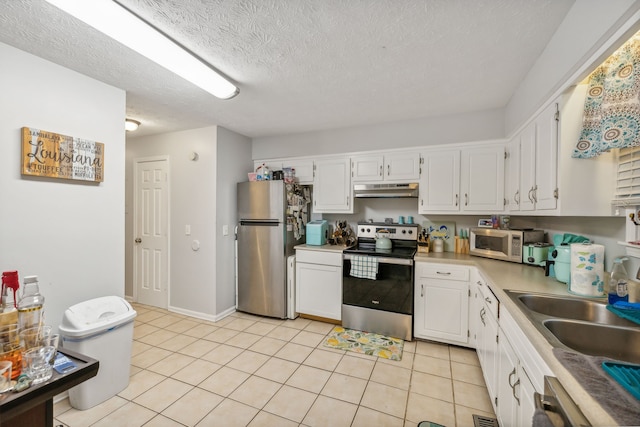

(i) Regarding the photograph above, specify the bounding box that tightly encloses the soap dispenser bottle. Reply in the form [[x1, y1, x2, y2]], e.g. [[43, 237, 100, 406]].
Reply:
[[609, 257, 630, 305]]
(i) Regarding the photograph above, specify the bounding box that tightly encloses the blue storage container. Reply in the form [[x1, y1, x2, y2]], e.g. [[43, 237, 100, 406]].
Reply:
[[306, 220, 328, 245]]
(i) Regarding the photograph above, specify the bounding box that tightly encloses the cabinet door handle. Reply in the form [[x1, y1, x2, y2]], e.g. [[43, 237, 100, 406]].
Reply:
[[436, 271, 451, 276], [387, 164, 390, 176], [465, 193, 468, 206], [455, 194, 459, 206], [532, 185, 538, 203], [514, 190, 520, 205], [421, 284, 424, 297], [512, 378, 521, 405], [379, 165, 383, 176], [508, 367, 517, 387], [479, 307, 486, 325], [372, 300, 380, 305], [485, 297, 492, 304], [528, 187, 534, 203]]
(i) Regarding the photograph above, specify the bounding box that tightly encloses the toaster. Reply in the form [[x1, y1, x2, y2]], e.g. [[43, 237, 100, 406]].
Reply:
[[523, 242, 553, 267]]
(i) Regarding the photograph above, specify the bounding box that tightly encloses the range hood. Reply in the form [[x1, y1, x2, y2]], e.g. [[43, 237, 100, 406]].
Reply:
[[353, 183, 419, 198]]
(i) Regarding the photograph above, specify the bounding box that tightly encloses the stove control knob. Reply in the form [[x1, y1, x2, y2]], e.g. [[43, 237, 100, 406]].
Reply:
[[402, 230, 407, 234], [360, 228, 365, 233], [408, 230, 413, 234], [366, 228, 371, 233]]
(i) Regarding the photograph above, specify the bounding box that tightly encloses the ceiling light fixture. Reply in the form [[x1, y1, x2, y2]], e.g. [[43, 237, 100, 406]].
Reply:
[[125, 119, 141, 131], [45, 0, 239, 100]]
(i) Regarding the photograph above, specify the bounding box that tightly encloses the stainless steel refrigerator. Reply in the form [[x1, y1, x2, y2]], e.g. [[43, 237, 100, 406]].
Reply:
[[236, 180, 307, 318]]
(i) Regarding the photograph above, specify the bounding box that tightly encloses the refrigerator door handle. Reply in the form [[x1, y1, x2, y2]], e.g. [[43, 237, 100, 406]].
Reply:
[[240, 220, 280, 226]]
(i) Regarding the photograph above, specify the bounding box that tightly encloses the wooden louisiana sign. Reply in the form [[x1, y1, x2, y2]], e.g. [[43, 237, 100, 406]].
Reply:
[[21, 127, 104, 182]]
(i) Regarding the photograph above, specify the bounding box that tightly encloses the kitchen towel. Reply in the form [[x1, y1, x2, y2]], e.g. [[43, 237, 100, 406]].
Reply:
[[569, 243, 605, 297], [350, 255, 378, 280]]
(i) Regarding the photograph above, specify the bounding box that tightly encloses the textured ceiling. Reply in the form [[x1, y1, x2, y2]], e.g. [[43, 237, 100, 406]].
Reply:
[[0, 0, 575, 139]]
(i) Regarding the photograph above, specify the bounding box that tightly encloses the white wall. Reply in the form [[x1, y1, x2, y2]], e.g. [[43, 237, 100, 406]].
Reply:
[[125, 126, 252, 319], [0, 42, 126, 331], [215, 128, 253, 314], [252, 108, 504, 159]]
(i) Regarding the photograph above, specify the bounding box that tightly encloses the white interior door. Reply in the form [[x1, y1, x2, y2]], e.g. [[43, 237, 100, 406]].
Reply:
[[134, 158, 169, 309]]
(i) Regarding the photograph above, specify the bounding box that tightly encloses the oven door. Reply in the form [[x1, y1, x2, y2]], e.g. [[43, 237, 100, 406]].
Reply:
[[342, 254, 413, 315]]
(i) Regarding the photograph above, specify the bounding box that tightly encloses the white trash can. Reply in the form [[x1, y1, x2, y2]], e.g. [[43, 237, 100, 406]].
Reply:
[[59, 296, 137, 410]]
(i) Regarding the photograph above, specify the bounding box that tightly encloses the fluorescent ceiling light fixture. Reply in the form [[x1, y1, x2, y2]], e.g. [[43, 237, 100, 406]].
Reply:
[[125, 119, 140, 131], [45, 0, 238, 100]]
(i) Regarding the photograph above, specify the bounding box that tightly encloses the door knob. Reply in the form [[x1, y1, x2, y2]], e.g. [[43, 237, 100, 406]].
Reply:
[[135, 238, 142, 243]]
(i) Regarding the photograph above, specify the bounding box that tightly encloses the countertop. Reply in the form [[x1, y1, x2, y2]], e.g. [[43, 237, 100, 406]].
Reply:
[[294, 243, 349, 253], [414, 252, 618, 426]]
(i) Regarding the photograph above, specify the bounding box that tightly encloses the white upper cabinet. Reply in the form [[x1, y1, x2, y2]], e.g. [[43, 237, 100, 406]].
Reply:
[[313, 157, 353, 213], [507, 101, 559, 213], [461, 145, 506, 212], [283, 159, 314, 184], [352, 152, 420, 182], [351, 155, 383, 181], [421, 144, 505, 214], [506, 136, 521, 211], [534, 102, 560, 210], [419, 149, 460, 213], [385, 152, 421, 181]]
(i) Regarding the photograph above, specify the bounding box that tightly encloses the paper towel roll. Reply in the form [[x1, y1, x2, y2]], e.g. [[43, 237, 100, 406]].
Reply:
[[569, 243, 605, 297]]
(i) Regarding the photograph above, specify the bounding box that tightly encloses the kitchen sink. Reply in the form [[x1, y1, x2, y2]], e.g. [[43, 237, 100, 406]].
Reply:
[[516, 292, 634, 327], [505, 290, 640, 364], [544, 319, 640, 363]]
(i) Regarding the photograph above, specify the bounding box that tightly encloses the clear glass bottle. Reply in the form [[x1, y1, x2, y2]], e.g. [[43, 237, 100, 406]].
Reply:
[[609, 257, 630, 305], [18, 275, 45, 330]]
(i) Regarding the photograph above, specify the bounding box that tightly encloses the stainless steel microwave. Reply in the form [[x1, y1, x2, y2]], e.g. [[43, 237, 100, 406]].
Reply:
[[470, 228, 544, 263]]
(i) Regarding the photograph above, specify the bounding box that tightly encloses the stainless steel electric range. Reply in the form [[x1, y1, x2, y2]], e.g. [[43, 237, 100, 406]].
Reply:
[[342, 222, 418, 341]]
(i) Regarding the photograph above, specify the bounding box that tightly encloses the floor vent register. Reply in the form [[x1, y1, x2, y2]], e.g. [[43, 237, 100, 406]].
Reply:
[[472, 414, 499, 427]]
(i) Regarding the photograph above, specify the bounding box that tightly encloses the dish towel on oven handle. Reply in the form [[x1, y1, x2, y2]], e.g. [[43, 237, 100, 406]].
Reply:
[[350, 255, 378, 280]]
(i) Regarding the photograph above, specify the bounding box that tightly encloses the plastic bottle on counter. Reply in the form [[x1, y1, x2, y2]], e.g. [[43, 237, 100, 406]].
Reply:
[[609, 257, 630, 305], [18, 275, 45, 330]]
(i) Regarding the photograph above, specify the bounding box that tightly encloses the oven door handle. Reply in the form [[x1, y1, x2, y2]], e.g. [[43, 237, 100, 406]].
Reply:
[[343, 254, 413, 266]]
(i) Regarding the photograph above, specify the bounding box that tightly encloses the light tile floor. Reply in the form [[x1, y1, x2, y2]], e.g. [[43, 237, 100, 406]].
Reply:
[[54, 303, 496, 427]]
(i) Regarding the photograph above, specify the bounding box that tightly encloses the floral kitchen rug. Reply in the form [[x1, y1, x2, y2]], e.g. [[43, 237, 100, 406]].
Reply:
[[323, 326, 404, 361]]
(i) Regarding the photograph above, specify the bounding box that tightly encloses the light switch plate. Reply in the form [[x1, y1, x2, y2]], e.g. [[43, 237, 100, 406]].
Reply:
[[185, 225, 191, 235], [222, 225, 229, 236]]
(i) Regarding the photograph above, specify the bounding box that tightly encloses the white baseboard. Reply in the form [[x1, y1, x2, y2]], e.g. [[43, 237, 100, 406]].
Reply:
[[167, 305, 236, 323]]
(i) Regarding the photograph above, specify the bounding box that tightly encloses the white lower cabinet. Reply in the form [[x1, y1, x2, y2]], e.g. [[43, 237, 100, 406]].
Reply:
[[497, 307, 552, 426], [474, 274, 499, 407], [496, 330, 520, 426], [414, 262, 470, 346], [295, 249, 342, 321]]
